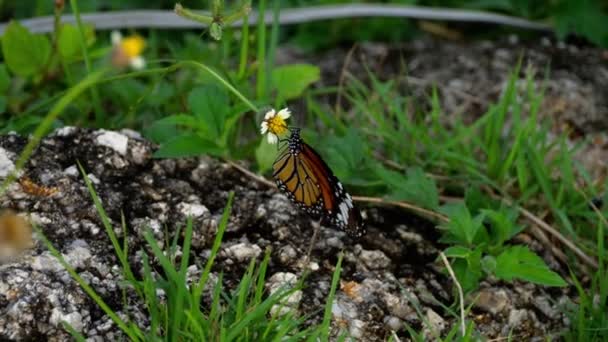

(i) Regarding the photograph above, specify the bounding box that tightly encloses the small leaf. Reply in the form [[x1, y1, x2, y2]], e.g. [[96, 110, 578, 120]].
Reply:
[[443, 246, 471, 259], [321, 128, 365, 180], [0, 96, 6, 114], [271, 64, 320, 101], [58, 24, 80, 58], [255, 139, 277, 174], [210, 22, 222, 41], [439, 202, 485, 246], [153, 134, 223, 158], [58, 23, 95, 58], [495, 246, 567, 287], [2, 21, 51, 77], [481, 208, 523, 247], [188, 84, 229, 140], [152, 114, 200, 128], [397, 167, 439, 210], [451, 254, 482, 292], [0, 64, 10, 94], [481, 255, 497, 274]]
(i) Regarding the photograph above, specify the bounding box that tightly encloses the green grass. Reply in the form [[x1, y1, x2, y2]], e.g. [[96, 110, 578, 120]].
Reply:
[[2, 0, 607, 340], [34, 164, 348, 341]]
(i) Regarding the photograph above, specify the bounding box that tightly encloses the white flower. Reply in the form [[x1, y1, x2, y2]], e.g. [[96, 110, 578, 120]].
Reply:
[[111, 30, 146, 70], [260, 108, 291, 144]]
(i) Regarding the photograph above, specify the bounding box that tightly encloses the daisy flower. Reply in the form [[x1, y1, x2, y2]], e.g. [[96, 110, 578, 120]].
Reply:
[[111, 30, 146, 70], [260, 108, 291, 144]]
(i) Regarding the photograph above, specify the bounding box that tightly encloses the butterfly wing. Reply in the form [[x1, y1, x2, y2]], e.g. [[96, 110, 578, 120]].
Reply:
[[299, 142, 365, 238], [272, 130, 365, 238]]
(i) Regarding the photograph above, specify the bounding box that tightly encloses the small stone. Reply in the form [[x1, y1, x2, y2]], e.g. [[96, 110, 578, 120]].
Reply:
[[87, 174, 100, 185], [533, 295, 557, 319], [0, 147, 15, 178], [508, 309, 528, 328], [31, 252, 64, 272], [63, 240, 92, 269], [277, 245, 297, 265], [95, 130, 129, 155], [424, 308, 446, 336], [308, 261, 319, 271], [349, 319, 365, 339], [176, 202, 209, 218], [119, 128, 142, 139], [359, 249, 391, 269], [474, 288, 510, 315], [267, 272, 302, 316], [384, 316, 402, 331], [383, 292, 412, 319], [223, 242, 262, 262], [54, 126, 77, 136], [63, 165, 79, 177], [332, 295, 359, 320], [50, 309, 84, 332]]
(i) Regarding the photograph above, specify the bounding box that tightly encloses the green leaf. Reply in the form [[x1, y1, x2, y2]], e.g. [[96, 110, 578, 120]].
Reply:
[[58, 23, 95, 58], [375, 166, 439, 210], [481, 255, 496, 274], [152, 114, 200, 128], [153, 134, 223, 158], [480, 208, 522, 247], [397, 167, 439, 210], [255, 138, 277, 174], [439, 202, 486, 245], [271, 64, 320, 101], [0, 96, 6, 114], [443, 246, 471, 259], [495, 246, 567, 287], [464, 186, 500, 215], [2, 21, 51, 77], [143, 119, 180, 144], [321, 128, 365, 181], [58, 24, 80, 58], [188, 84, 229, 141], [0, 64, 10, 94], [450, 248, 483, 293]]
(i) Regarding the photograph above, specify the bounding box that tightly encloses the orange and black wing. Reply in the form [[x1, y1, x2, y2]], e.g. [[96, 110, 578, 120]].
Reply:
[[272, 129, 365, 238]]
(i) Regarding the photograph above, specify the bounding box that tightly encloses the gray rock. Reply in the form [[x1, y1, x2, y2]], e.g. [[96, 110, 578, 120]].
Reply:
[[474, 288, 510, 315], [359, 249, 391, 270], [95, 130, 129, 155], [423, 308, 446, 338], [222, 242, 262, 262], [266, 272, 301, 316], [0, 147, 15, 178]]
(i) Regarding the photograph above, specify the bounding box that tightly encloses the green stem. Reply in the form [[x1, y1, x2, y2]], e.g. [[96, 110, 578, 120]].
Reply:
[[69, 0, 105, 126], [174, 3, 213, 24], [237, 14, 249, 80], [255, 0, 267, 100], [268, 0, 280, 107]]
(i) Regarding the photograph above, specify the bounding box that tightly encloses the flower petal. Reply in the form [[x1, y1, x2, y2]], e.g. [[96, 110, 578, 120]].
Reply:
[[277, 108, 291, 120], [111, 31, 122, 46], [267, 133, 278, 144], [130, 56, 146, 70], [260, 121, 268, 134], [264, 109, 276, 120]]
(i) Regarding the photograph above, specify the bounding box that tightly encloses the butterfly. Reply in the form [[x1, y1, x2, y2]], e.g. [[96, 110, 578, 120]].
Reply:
[[272, 128, 365, 238]]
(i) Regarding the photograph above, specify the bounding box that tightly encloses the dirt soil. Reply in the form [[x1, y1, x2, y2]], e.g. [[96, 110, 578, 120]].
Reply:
[[0, 36, 607, 341]]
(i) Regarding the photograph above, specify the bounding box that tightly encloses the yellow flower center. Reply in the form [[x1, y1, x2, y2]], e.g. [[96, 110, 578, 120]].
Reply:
[[267, 115, 289, 136], [120, 35, 145, 59]]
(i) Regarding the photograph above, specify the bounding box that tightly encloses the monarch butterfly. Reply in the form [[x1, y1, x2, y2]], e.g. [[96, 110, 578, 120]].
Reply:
[[272, 128, 365, 238]]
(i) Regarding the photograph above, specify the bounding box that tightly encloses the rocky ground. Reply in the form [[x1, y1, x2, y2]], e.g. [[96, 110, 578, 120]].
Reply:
[[0, 36, 606, 341], [0, 127, 574, 341]]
